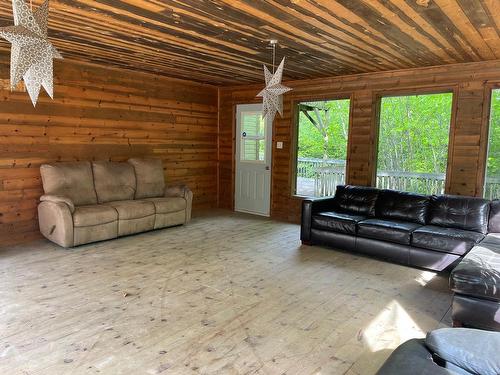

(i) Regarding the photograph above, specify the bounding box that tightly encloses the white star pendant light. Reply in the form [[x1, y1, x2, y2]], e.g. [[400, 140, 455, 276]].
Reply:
[[256, 41, 292, 123], [257, 57, 292, 123], [0, 0, 62, 106]]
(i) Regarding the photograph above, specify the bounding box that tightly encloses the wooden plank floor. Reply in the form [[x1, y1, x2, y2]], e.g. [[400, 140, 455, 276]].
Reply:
[[0, 211, 452, 375]]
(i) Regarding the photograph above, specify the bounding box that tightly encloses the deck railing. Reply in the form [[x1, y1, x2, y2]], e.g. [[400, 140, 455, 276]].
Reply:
[[296, 158, 500, 199]]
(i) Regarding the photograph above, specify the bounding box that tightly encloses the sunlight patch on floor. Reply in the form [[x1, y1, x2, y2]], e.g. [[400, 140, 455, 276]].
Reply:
[[415, 270, 437, 286], [361, 300, 425, 352]]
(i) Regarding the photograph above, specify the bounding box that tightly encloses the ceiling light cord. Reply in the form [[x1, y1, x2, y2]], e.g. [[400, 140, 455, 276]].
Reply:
[[269, 39, 278, 74], [272, 43, 276, 74]]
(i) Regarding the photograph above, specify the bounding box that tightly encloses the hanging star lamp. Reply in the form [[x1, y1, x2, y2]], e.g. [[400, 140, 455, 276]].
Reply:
[[0, 0, 62, 106], [257, 40, 292, 123]]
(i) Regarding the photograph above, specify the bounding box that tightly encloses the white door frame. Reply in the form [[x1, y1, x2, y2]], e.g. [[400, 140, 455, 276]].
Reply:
[[234, 103, 272, 216]]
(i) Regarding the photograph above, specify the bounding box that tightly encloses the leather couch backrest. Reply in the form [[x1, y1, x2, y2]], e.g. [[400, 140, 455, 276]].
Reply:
[[40, 161, 98, 206], [376, 190, 429, 224], [429, 195, 490, 234], [128, 158, 165, 199], [335, 185, 379, 216], [92, 161, 136, 203], [488, 200, 500, 233]]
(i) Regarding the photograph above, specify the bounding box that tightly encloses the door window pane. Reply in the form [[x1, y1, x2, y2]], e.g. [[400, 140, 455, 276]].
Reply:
[[485, 89, 500, 199], [240, 112, 265, 162], [295, 99, 350, 197], [376, 93, 453, 195]]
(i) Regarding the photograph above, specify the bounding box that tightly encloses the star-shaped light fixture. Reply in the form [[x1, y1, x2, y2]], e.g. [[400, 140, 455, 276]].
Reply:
[[257, 40, 292, 123], [0, 0, 62, 106]]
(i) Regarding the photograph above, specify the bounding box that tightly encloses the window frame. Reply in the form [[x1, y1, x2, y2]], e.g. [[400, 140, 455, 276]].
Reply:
[[372, 86, 458, 195], [239, 109, 267, 164], [291, 94, 354, 198], [479, 82, 500, 198]]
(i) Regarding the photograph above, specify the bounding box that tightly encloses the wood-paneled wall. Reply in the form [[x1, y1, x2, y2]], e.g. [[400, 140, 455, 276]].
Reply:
[[0, 58, 218, 246], [219, 60, 500, 223], [3, 57, 500, 246]]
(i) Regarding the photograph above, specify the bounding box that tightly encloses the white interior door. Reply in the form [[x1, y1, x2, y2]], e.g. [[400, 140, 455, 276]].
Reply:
[[235, 104, 272, 216]]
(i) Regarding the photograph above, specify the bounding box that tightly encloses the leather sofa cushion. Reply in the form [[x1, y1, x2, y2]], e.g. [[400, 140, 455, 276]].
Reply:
[[450, 240, 500, 301], [128, 158, 165, 199], [105, 200, 155, 220], [489, 200, 500, 233], [144, 197, 186, 214], [92, 161, 136, 203], [357, 218, 422, 245], [73, 205, 118, 227], [426, 328, 500, 375], [482, 233, 500, 246], [375, 190, 429, 224], [334, 185, 379, 216], [311, 210, 366, 235], [412, 225, 484, 255], [40, 161, 97, 206], [428, 195, 490, 234]]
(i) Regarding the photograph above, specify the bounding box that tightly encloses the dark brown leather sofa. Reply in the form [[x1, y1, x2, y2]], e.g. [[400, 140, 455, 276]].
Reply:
[[449, 200, 500, 331], [301, 185, 500, 331]]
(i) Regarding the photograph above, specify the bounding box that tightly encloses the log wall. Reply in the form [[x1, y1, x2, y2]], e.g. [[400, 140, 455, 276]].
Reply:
[[3, 57, 500, 246], [0, 58, 218, 246], [219, 60, 500, 223]]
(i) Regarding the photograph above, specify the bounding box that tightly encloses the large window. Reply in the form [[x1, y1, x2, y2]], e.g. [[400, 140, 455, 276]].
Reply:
[[295, 99, 350, 197], [376, 92, 453, 195], [485, 89, 500, 199]]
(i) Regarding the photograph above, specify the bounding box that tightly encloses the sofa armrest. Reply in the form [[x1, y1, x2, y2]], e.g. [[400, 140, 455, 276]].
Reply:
[[376, 339, 454, 375], [40, 194, 75, 213], [426, 328, 500, 375], [165, 185, 193, 223], [38, 201, 74, 248], [301, 197, 337, 242], [165, 184, 188, 198]]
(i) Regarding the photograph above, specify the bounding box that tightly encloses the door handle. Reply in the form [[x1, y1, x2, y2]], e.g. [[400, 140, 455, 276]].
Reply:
[[265, 166, 270, 171]]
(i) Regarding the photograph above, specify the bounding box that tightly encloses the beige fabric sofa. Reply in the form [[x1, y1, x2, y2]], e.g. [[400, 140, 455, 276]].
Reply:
[[38, 158, 193, 247]]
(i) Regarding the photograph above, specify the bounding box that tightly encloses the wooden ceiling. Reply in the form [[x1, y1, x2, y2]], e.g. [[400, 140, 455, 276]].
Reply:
[[0, 0, 499, 85]]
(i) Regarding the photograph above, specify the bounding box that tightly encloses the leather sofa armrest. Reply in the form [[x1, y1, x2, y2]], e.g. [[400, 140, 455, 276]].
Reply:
[[376, 339, 454, 375], [165, 185, 193, 223], [40, 194, 75, 213], [426, 328, 500, 375], [301, 197, 338, 242]]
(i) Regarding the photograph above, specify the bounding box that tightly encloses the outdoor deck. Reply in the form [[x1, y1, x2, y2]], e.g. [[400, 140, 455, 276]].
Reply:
[[296, 158, 500, 199]]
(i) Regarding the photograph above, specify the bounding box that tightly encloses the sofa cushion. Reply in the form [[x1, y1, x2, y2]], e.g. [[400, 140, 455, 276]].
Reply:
[[357, 218, 422, 245], [73, 205, 118, 227], [311, 211, 366, 235], [334, 185, 379, 216], [118, 215, 155, 236], [428, 195, 490, 234], [450, 240, 500, 301], [40, 161, 97, 206], [412, 225, 484, 255], [74, 222, 118, 246], [482, 233, 500, 246], [128, 158, 165, 199], [105, 200, 155, 220], [489, 200, 500, 233], [92, 161, 136, 203], [144, 197, 186, 214], [426, 328, 500, 375], [375, 190, 429, 224]]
